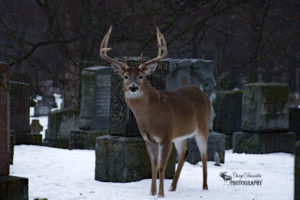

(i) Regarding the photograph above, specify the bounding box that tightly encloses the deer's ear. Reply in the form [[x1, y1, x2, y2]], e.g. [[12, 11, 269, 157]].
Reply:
[[144, 63, 158, 76], [111, 63, 124, 75]]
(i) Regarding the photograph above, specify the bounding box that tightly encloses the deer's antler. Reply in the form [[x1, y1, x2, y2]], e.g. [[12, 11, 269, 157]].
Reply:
[[99, 26, 128, 70], [139, 27, 167, 71]]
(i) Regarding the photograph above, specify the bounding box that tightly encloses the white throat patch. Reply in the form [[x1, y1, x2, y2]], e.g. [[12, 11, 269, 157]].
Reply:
[[125, 90, 143, 99]]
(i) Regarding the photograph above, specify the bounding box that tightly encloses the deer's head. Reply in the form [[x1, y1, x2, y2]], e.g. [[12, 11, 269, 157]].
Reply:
[[99, 26, 167, 98]]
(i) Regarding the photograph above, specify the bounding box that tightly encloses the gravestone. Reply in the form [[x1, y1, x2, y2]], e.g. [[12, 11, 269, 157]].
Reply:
[[46, 109, 79, 149], [213, 90, 243, 149], [30, 120, 43, 134], [34, 104, 52, 117], [42, 95, 57, 108], [242, 82, 289, 132], [0, 62, 28, 200], [10, 81, 30, 133], [186, 132, 225, 164], [165, 58, 215, 96], [95, 135, 176, 182], [233, 82, 296, 154], [290, 108, 300, 140], [296, 141, 300, 200], [70, 66, 112, 149]]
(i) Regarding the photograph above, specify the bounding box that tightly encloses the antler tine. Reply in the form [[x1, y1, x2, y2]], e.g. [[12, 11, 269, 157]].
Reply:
[[139, 27, 167, 71], [99, 26, 128, 70]]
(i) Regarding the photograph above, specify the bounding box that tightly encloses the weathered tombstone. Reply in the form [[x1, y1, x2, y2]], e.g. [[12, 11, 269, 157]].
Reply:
[[34, 104, 52, 117], [233, 82, 296, 154], [213, 90, 243, 149], [70, 66, 112, 149], [42, 95, 57, 108], [30, 120, 43, 134], [242, 82, 289, 132], [46, 109, 79, 148], [186, 132, 225, 164], [10, 81, 30, 133], [95, 135, 175, 182], [290, 108, 300, 140], [0, 62, 28, 200], [295, 141, 300, 200], [10, 80, 42, 145]]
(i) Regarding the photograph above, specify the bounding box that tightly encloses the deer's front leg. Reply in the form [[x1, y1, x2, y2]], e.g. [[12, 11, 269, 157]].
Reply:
[[158, 141, 173, 198], [145, 141, 159, 195]]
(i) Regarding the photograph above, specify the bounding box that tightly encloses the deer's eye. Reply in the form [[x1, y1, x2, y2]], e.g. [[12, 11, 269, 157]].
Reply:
[[124, 75, 128, 79], [138, 76, 143, 79]]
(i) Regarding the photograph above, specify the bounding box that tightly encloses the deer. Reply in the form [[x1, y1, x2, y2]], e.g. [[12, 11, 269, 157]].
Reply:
[[99, 26, 211, 197]]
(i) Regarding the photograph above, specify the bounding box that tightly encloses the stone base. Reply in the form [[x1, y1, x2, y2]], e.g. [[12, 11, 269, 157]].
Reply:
[[296, 141, 300, 200], [0, 176, 28, 200], [43, 139, 70, 149], [95, 135, 176, 182], [15, 133, 42, 145], [233, 132, 296, 154], [186, 132, 225, 165], [69, 129, 109, 149]]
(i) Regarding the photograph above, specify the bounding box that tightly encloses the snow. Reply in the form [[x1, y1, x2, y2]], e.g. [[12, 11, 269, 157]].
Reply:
[[10, 146, 294, 200], [15, 94, 293, 200]]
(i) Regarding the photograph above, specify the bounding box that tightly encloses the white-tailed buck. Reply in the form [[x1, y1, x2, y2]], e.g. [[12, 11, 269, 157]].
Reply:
[[99, 26, 211, 197]]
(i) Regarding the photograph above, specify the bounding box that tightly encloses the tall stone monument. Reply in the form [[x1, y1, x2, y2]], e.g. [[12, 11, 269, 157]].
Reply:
[[0, 62, 28, 200], [296, 141, 300, 200], [10, 81, 42, 145], [213, 90, 243, 149], [233, 82, 296, 153]]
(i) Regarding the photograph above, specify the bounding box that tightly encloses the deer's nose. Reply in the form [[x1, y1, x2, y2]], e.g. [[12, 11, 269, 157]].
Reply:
[[129, 86, 138, 92]]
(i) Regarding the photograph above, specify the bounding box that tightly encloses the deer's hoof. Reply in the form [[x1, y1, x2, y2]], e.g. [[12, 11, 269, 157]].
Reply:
[[168, 186, 176, 192], [203, 184, 208, 190]]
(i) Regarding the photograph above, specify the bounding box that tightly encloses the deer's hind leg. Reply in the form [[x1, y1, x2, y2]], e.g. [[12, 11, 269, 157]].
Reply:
[[169, 139, 188, 192], [195, 131, 208, 190]]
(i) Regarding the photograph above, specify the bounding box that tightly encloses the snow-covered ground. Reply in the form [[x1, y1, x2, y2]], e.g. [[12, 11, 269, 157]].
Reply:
[[12, 94, 293, 200], [10, 146, 294, 200]]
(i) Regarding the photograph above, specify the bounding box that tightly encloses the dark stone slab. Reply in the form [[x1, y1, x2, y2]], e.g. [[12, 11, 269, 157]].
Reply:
[[95, 135, 175, 182], [0, 62, 10, 176], [10, 81, 30, 132], [242, 82, 289, 132], [186, 132, 225, 164], [34, 105, 52, 117], [42, 95, 57, 108], [213, 90, 242, 134], [290, 108, 300, 140], [69, 129, 108, 149], [15, 134, 42, 146], [46, 109, 79, 149], [295, 141, 300, 200], [233, 131, 296, 154], [0, 176, 28, 200], [79, 66, 112, 131]]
